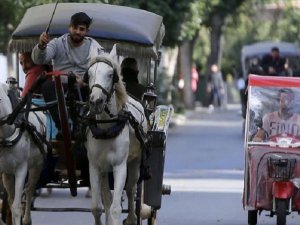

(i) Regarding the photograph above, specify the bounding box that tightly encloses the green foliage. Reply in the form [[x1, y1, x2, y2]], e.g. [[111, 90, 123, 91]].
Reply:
[[0, 0, 196, 53], [0, 0, 24, 53], [221, 0, 300, 77], [179, 1, 202, 41], [119, 0, 196, 47]]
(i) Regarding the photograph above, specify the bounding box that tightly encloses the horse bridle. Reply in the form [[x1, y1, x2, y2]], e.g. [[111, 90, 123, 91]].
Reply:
[[88, 57, 119, 114]]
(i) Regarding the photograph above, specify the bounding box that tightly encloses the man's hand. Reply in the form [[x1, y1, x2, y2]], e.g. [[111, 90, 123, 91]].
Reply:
[[76, 75, 86, 87], [268, 66, 276, 74], [252, 129, 266, 142], [38, 32, 49, 49]]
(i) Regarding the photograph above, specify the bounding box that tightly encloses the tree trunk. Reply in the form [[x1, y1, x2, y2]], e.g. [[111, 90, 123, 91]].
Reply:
[[203, 13, 225, 106], [206, 13, 225, 71], [161, 47, 179, 104], [179, 40, 194, 109]]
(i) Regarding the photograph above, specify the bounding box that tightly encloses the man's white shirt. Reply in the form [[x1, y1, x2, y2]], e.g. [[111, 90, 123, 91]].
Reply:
[[262, 111, 300, 137]]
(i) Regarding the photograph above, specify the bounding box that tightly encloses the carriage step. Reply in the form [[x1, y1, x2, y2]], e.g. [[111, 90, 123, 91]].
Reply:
[[31, 207, 129, 213], [58, 169, 81, 177]]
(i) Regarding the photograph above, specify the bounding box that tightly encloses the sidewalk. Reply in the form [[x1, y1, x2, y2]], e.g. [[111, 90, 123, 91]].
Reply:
[[170, 103, 242, 127]]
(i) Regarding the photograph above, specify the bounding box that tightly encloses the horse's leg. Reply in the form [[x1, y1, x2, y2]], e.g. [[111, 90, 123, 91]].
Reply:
[[11, 163, 27, 225], [0, 176, 6, 225], [124, 160, 140, 225], [22, 165, 42, 225], [2, 173, 15, 225], [109, 162, 127, 225], [89, 165, 103, 225], [100, 173, 112, 225]]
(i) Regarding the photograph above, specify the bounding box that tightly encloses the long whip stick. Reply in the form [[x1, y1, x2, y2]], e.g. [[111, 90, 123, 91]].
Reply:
[[45, 0, 59, 34]]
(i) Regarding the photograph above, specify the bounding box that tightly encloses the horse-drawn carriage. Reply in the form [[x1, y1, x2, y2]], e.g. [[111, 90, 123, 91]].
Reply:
[[2, 2, 173, 225]]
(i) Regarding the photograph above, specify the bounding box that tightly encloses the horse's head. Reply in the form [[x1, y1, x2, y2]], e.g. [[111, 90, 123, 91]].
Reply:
[[88, 45, 127, 114]]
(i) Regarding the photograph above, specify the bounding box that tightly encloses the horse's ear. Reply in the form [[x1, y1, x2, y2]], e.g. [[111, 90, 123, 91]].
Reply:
[[110, 44, 120, 83], [109, 44, 118, 62]]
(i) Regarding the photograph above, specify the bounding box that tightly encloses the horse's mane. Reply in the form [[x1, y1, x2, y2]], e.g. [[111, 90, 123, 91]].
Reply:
[[89, 55, 127, 110]]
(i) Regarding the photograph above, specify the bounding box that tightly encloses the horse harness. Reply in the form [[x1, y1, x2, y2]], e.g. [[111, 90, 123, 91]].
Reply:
[[88, 56, 119, 110], [77, 104, 151, 161], [85, 56, 152, 151], [0, 89, 49, 158]]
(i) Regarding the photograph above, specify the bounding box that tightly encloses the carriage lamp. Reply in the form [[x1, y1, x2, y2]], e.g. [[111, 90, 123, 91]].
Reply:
[[142, 86, 157, 113]]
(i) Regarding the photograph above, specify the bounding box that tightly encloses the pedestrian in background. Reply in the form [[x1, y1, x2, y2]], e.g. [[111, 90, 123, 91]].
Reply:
[[208, 64, 225, 108]]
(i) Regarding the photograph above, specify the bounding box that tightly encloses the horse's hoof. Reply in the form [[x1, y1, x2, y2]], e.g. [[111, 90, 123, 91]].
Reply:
[[22, 218, 32, 225], [123, 218, 137, 225], [85, 189, 91, 198]]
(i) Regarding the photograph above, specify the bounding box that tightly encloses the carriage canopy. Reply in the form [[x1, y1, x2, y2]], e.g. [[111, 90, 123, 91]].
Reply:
[[9, 3, 165, 60]]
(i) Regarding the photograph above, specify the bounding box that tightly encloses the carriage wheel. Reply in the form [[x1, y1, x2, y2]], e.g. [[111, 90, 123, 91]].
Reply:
[[136, 181, 143, 225], [276, 199, 287, 225], [54, 76, 77, 197], [248, 210, 257, 225], [147, 209, 157, 225], [136, 181, 157, 225]]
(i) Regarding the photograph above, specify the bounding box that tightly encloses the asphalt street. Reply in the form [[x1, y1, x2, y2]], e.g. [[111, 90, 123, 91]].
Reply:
[[28, 104, 300, 224], [157, 104, 300, 225]]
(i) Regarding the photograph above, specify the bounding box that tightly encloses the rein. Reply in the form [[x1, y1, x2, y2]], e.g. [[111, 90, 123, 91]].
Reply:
[[88, 112, 128, 139], [0, 76, 50, 154], [0, 127, 24, 147], [0, 120, 48, 159]]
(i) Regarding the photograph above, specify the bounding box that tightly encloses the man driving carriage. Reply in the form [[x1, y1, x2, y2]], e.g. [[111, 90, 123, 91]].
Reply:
[[31, 11, 105, 187], [253, 88, 300, 141], [32, 11, 105, 138]]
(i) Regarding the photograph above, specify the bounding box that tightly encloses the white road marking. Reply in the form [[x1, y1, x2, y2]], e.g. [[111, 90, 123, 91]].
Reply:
[[163, 178, 244, 193]]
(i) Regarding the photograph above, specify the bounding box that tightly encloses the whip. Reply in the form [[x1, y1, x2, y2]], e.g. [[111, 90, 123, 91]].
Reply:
[[45, 0, 59, 34]]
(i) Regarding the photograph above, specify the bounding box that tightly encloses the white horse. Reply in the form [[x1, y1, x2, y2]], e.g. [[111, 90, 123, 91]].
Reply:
[[0, 83, 46, 225], [85, 46, 147, 225]]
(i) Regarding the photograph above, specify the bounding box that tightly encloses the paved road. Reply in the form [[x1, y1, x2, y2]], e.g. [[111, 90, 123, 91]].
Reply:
[[156, 104, 300, 225], [28, 104, 300, 224]]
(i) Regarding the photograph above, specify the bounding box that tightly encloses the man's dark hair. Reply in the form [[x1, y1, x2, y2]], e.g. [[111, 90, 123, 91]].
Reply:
[[271, 46, 280, 53], [278, 88, 294, 101], [121, 58, 138, 71], [121, 58, 139, 83], [70, 12, 92, 28]]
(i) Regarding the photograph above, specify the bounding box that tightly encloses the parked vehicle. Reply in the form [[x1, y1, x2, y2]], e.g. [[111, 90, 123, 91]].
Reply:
[[243, 75, 300, 225]]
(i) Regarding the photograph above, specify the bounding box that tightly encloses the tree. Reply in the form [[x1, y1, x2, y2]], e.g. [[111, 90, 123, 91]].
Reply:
[[201, 0, 247, 72], [175, 0, 247, 108], [0, 0, 26, 53], [221, 0, 300, 78]]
